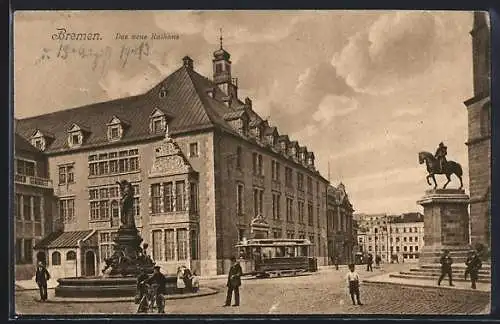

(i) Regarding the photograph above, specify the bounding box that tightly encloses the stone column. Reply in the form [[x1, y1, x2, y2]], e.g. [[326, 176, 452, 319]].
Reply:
[[417, 189, 471, 264]]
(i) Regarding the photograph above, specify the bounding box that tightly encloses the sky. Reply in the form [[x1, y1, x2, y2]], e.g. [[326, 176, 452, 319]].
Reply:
[[13, 10, 475, 214]]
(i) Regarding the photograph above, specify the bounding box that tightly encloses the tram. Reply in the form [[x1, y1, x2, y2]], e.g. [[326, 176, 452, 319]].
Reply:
[[235, 238, 318, 278]]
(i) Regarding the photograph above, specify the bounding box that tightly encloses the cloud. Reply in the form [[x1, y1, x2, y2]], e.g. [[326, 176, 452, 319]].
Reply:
[[328, 132, 406, 161], [392, 107, 424, 117], [331, 12, 441, 95], [313, 95, 359, 124], [98, 66, 163, 99]]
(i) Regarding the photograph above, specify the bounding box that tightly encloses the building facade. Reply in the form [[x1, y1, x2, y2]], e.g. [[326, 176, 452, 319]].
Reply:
[[15, 45, 329, 278], [355, 213, 424, 263], [326, 183, 355, 264], [14, 133, 58, 279], [464, 12, 491, 249]]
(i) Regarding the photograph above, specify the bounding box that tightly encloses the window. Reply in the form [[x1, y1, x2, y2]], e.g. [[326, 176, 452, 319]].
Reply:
[[307, 176, 313, 193], [403, 246, 407, 252], [99, 232, 115, 262], [298, 201, 305, 224], [16, 159, 35, 176], [151, 184, 161, 214], [71, 133, 81, 145], [88, 149, 139, 177], [237, 184, 244, 215], [34, 139, 43, 150], [152, 230, 162, 261], [33, 196, 41, 221], [308, 202, 314, 226], [404, 237, 407, 242], [177, 229, 188, 260], [189, 142, 199, 157], [396, 246, 400, 252], [297, 173, 304, 191], [236, 147, 242, 169], [163, 182, 173, 212], [238, 229, 245, 242], [272, 161, 281, 181], [165, 229, 175, 261], [189, 183, 198, 213], [15, 194, 21, 219], [272, 193, 281, 220], [111, 200, 120, 227], [409, 237, 413, 242], [51, 251, 61, 265], [409, 246, 413, 252], [152, 118, 164, 134], [109, 126, 120, 140], [89, 184, 135, 221], [60, 199, 75, 224], [316, 205, 320, 228], [286, 197, 294, 222], [22, 195, 31, 220], [216, 62, 223, 73], [415, 246, 419, 252], [175, 181, 186, 211], [252, 153, 263, 176], [24, 239, 33, 263], [253, 188, 264, 217], [415, 237, 418, 242], [190, 230, 198, 259], [66, 251, 76, 260], [159, 87, 168, 98], [285, 167, 293, 187]]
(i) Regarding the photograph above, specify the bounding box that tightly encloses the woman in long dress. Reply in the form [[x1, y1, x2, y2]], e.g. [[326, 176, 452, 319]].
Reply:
[[176, 267, 186, 294]]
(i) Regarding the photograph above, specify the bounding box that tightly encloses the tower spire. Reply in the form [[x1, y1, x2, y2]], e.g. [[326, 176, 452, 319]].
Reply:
[[219, 28, 223, 49]]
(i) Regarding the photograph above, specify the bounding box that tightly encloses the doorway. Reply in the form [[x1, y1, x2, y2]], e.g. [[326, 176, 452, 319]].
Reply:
[[85, 251, 96, 277], [36, 251, 46, 265]]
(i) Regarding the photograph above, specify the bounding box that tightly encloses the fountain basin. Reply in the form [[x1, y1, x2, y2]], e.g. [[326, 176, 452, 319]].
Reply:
[[55, 276, 179, 298]]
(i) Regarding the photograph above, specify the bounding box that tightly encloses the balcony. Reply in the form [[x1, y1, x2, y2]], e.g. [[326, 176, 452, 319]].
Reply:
[[14, 174, 53, 188]]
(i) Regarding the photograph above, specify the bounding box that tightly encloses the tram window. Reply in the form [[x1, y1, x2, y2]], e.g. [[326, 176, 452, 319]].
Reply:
[[299, 246, 308, 256], [276, 247, 285, 257], [286, 247, 295, 257], [262, 247, 274, 259]]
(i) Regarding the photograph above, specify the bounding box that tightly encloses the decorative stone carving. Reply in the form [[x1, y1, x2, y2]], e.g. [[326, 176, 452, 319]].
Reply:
[[149, 137, 193, 178]]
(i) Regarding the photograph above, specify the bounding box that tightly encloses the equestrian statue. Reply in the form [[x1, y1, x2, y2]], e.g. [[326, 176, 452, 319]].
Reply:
[[418, 142, 463, 189]]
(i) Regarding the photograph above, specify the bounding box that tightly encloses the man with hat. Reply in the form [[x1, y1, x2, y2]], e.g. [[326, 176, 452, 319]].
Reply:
[[437, 249, 454, 286], [142, 266, 167, 313], [224, 256, 243, 307], [34, 261, 51, 302], [465, 249, 482, 289]]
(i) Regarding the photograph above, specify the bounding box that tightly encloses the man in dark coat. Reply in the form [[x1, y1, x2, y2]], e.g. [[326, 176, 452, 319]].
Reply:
[[366, 254, 373, 272], [142, 266, 167, 313], [224, 256, 243, 307], [465, 250, 482, 289], [437, 250, 454, 286], [135, 268, 150, 304], [35, 261, 51, 302]]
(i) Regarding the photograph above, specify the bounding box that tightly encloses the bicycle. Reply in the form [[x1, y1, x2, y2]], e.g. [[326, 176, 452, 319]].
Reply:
[[137, 283, 161, 313]]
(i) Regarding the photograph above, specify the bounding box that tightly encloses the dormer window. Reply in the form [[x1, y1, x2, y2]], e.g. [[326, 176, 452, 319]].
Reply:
[[67, 123, 89, 148], [150, 108, 168, 135], [159, 86, 168, 99], [30, 129, 53, 151], [107, 116, 128, 142]]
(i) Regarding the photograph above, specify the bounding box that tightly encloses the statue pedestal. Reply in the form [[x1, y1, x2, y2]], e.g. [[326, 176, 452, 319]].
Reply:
[[417, 189, 471, 264]]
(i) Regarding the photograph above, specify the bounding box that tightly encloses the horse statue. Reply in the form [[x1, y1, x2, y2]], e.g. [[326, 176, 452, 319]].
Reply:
[[418, 151, 463, 189]]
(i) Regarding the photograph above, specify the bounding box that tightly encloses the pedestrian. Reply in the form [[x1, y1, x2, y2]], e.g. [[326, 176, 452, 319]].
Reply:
[[437, 250, 454, 286], [141, 266, 166, 313], [346, 264, 363, 306], [177, 267, 186, 294], [191, 270, 200, 293], [35, 261, 51, 302], [334, 255, 339, 271], [366, 254, 373, 272], [135, 268, 149, 304], [465, 249, 482, 289], [375, 255, 381, 268], [224, 256, 242, 307]]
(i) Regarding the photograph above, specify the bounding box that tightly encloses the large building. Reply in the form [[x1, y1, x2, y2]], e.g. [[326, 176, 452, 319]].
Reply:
[[464, 12, 491, 249], [326, 183, 355, 264], [355, 212, 424, 263], [14, 133, 58, 279], [14, 44, 330, 277]]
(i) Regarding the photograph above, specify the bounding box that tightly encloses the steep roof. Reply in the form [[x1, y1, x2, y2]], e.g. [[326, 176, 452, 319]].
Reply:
[[15, 65, 240, 153], [14, 133, 42, 155], [34, 230, 94, 249]]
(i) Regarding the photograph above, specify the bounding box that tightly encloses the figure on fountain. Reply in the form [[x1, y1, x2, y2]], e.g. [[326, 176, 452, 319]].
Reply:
[[117, 180, 135, 229]]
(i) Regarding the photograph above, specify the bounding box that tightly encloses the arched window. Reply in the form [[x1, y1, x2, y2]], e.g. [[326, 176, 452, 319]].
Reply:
[[66, 250, 76, 260], [52, 251, 61, 265]]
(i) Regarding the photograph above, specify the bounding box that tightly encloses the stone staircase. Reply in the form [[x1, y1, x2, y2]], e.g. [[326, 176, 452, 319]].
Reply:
[[389, 263, 491, 283]]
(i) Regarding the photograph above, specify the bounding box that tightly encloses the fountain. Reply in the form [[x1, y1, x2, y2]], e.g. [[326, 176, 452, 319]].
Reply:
[[55, 180, 177, 298]]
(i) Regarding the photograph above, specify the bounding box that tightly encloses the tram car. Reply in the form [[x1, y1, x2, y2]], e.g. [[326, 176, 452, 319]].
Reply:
[[235, 238, 318, 278]]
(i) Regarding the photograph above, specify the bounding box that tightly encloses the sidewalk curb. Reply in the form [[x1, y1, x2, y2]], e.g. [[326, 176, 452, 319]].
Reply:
[[39, 287, 219, 304], [363, 279, 491, 296]]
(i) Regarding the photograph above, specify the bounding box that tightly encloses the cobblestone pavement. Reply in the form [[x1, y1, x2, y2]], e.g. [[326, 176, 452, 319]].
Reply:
[[14, 264, 489, 316]]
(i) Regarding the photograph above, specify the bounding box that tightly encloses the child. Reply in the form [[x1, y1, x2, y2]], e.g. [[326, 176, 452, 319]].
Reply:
[[191, 270, 200, 293], [346, 264, 363, 306]]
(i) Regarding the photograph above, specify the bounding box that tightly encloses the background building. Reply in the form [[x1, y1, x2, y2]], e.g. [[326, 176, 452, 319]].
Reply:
[[14, 133, 58, 279], [15, 44, 330, 278], [326, 183, 355, 265], [464, 12, 491, 250], [355, 212, 424, 263]]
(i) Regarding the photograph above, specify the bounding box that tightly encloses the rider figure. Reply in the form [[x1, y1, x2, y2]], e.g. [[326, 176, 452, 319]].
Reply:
[[141, 266, 167, 313], [435, 142, 447, 173]]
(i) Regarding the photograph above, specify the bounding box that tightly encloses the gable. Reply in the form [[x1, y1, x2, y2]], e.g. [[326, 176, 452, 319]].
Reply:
[[149, 137, 194, 178]]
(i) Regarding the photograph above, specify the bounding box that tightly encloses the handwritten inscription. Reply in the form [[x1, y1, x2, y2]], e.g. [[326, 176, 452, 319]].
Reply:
[[52, 28, 103, 41]]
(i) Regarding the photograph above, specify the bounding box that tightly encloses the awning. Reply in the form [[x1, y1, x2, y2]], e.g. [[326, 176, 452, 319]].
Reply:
[[34, 230, 96, 249]]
